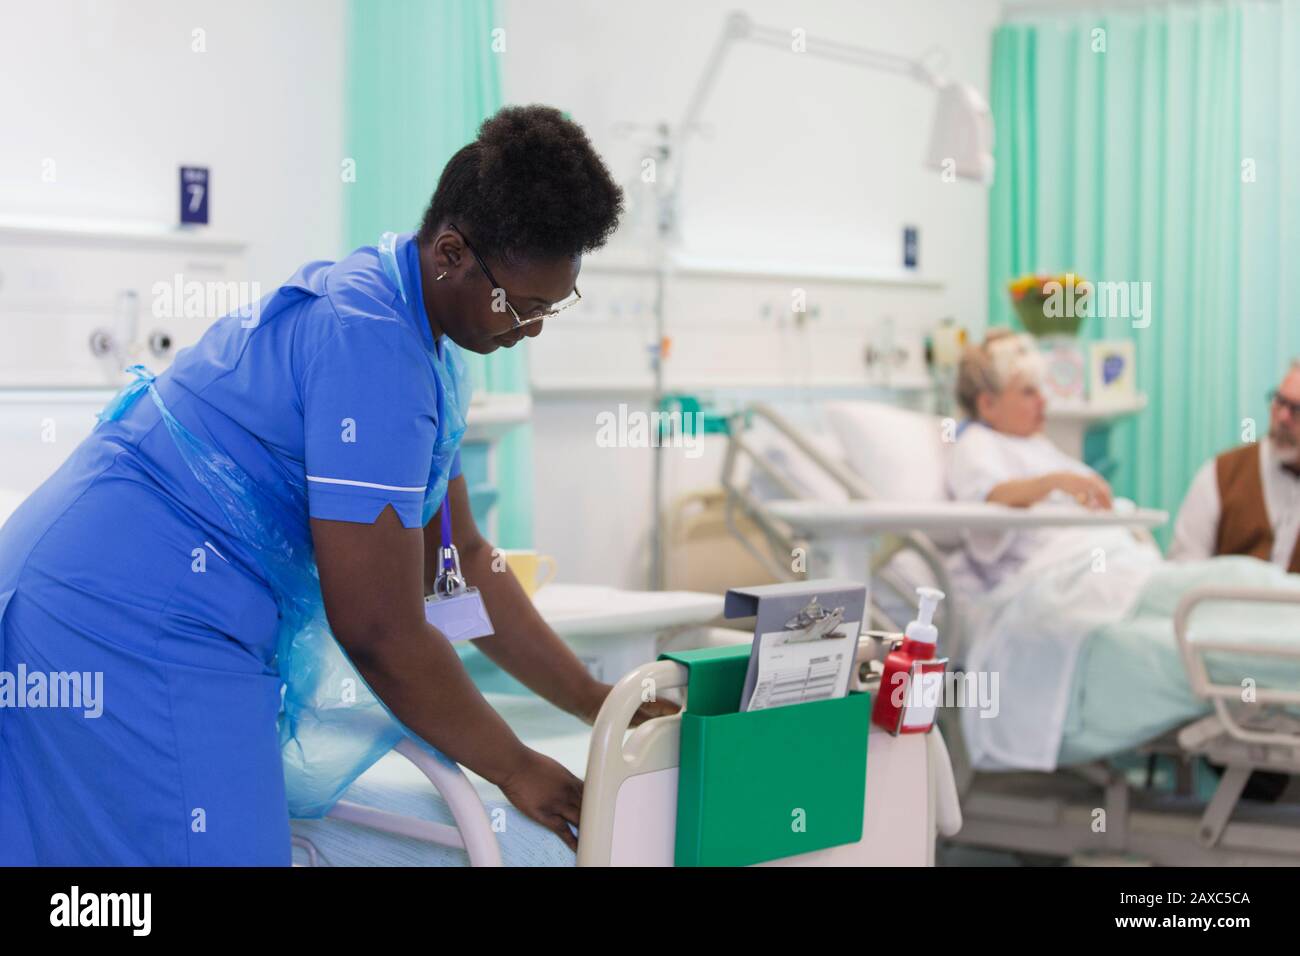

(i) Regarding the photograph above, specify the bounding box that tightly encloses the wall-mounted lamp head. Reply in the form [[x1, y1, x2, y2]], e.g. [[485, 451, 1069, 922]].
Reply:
[[925, 80, 995, 185]]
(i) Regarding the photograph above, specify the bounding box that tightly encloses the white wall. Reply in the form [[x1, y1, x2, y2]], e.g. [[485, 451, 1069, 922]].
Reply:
[[499, 0, 1003, 589], [0, 0, 346, 290], [500, 0, 998, 297], [0, 0, 1002, 593]]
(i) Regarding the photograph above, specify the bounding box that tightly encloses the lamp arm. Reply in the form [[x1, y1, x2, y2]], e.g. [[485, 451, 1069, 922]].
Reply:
[[669, 11, 946, 230], [744, 21, 940, 86], [677, 11, 941, 146], [675, 13, 747, 152]]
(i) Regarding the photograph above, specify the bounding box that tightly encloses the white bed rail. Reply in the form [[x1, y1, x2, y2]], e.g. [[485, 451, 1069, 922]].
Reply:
[[578, 660, 688, 867], [580, 636, 962, 865], [297, 738, 503, 867], [1173, 585, 1300, 749]]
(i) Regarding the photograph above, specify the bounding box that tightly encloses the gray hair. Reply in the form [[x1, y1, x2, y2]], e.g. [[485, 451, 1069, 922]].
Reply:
[[955, 329, 1045, 419]]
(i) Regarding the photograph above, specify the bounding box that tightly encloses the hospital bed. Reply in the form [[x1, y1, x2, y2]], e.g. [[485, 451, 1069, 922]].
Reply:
[[713, 399, 1300, 865], [938, 583, 1300, 866], [292, 630, 963, 867], [291, 691, 591, 867], [290, 581, 964, 866], [291, 583, 726, 866]]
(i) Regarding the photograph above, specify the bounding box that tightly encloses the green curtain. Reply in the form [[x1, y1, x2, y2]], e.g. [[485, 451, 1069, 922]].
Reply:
[[989, 0, 1300, 544], [343, 0, 535, 547]]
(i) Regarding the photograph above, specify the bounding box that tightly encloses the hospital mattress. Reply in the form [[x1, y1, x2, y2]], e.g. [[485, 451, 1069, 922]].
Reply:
[[1058, 573, 1300, 765], [290, 693, 589, 866]]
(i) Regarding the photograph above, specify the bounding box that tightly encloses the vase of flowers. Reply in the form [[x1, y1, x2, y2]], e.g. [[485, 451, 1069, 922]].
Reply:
[[1008, 273, 1089, 337]]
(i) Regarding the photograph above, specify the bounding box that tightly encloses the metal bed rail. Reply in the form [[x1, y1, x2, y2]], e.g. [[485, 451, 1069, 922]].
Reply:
[[716, 400, 961, 650]]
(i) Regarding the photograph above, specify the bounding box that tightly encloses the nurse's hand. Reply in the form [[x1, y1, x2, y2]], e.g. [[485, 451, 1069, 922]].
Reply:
[[630, 696, 680, 725], [498, 750, 584, 851], [576, 681, 681, 726]]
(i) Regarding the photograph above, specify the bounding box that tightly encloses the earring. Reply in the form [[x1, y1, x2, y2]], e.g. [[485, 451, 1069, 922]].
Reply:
[[436, 271, 447, 281]]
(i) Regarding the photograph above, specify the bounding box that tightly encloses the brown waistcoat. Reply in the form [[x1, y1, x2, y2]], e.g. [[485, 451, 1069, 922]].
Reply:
[[1214, 444, 1300, 572]]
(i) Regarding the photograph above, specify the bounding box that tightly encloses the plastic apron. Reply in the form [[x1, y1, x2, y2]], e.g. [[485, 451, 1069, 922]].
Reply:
[[95, 233, 472, 818]]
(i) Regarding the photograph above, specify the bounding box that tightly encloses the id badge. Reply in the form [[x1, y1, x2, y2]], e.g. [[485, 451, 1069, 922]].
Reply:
[[424, 586, 495, 642]]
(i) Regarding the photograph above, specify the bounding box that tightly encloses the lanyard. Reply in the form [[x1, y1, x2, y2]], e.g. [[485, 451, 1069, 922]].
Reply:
[[434, 498, 465, 597], [379, 231, 464, 598]]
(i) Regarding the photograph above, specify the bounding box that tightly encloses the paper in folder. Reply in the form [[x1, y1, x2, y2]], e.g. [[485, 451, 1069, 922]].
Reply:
[[725, 580, 866, 713]]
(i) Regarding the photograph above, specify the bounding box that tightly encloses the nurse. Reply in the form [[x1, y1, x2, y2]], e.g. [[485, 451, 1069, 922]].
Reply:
[[0, 105, 657, 864]]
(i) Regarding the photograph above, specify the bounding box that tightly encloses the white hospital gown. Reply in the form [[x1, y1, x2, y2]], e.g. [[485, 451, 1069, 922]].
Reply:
[[947, 423, 1163, 770], [946, 422, 1103, 591]]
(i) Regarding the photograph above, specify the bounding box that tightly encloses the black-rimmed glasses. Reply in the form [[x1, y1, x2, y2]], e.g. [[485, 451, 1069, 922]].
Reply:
[[1268, 389, 1300, 417], [448, 222, 581, 330]]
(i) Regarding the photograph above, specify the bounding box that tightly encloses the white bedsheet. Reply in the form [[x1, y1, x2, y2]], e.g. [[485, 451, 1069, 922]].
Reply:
[[958, 529, 1162, 770]]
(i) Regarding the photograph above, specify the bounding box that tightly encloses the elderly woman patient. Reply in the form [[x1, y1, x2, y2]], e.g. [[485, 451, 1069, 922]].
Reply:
[[946, 329, 1138, 591], [945, 331, 1300, 776]]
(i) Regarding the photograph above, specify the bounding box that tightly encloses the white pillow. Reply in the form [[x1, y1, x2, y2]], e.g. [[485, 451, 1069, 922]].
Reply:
[[822, 401, 949, 502], [745, 422, 851, 503]]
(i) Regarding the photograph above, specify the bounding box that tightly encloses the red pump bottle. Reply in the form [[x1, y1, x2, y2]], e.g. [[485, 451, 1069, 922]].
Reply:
[[871, 587, 946, 735]]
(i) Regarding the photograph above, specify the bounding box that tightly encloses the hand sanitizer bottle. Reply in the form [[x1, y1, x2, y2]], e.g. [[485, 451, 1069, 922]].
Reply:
[[871, 587, 945, 735]]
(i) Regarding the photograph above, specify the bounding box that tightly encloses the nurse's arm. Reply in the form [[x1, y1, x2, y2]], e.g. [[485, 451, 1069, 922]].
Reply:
[[311, 506, 536, 789], [427, 475, 610, 722]]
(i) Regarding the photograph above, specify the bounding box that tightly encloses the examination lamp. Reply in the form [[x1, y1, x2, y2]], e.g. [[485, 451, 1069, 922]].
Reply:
[[674, 11, 995, 202], [925, 80, 996, 184], [644, 11, 994, 588]]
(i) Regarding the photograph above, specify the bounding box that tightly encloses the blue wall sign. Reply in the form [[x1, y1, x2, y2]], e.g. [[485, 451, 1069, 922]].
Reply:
[[180, 166, 209, 225]]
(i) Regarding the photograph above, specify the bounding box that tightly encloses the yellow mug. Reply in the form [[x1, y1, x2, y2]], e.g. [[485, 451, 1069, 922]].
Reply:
[[501, 550, 557, 598]]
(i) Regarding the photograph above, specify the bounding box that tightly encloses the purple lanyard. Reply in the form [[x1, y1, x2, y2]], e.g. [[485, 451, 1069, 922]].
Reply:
[[434, 494, 465, 596], [440, 495, 453, 566]]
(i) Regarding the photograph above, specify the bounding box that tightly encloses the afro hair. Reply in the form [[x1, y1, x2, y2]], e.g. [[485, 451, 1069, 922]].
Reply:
[[418, 104, 624, 263]]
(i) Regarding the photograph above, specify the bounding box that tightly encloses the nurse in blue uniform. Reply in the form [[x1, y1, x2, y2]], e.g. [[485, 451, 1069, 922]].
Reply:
[[0, 105, 666, 865]]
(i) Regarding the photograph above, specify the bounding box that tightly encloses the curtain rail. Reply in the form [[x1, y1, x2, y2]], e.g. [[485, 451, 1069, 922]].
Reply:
[[1002, 0, 1274, 20]]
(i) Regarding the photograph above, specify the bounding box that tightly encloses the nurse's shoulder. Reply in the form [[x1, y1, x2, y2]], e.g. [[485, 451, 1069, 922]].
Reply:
[[279, 245, 432, 388], [295, 245, 440, 530], [289, 246, 410, 338]]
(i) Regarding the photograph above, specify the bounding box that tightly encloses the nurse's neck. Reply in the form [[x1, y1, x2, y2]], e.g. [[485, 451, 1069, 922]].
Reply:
[[416, 240, 446, 342]]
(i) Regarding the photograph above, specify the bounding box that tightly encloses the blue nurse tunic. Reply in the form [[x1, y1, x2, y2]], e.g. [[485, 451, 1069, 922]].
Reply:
[[0, 233, 461, 865]]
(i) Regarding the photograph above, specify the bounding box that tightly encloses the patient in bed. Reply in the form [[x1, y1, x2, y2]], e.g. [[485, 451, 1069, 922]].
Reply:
[[948, 329, 1144, 591], [947, 331, 1300, 773]]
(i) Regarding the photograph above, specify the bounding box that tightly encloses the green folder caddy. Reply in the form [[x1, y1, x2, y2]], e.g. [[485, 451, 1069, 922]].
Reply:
[[662, 580, 871, 867]]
